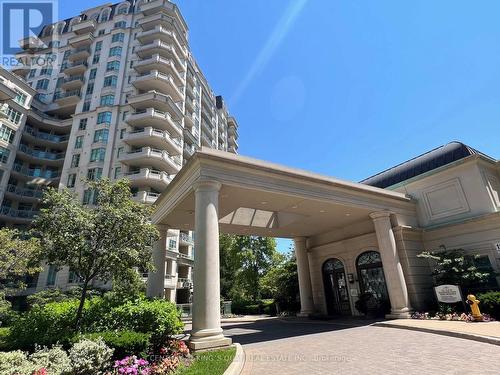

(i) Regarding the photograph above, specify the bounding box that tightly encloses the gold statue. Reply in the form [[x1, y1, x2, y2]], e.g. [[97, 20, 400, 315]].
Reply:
[[466, 294, 483, 321]]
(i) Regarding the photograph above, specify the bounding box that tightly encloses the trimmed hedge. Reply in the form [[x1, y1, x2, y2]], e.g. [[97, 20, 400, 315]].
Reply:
[[73, 331, 150, 359], [8, 297, 183, 350], [231, 299, 276, 316], [477, 291, 500, 320]]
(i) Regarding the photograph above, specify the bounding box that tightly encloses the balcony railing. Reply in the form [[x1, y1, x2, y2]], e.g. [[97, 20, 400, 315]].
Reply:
[[6, 184, 44, 198], [0, 206, 37, 219], [12, 164, 60, 179], [128, 127, 182, 148], [54, 90, 81, 101], [129, 108, 183, 134], [180, 232, 193, 244], [18, 144, 65, 160], [24, 126, 69, 143]]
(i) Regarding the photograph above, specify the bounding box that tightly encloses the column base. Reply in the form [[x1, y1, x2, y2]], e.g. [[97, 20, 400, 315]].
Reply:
[[385, 308, 413, 319], [297, 311, 313, 318], [189, 328, 232, 351]]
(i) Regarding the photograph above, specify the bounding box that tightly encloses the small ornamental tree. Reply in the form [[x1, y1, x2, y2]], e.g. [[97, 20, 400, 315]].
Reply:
[[418, 247, 495, 290], [32, 179, 159, 329]]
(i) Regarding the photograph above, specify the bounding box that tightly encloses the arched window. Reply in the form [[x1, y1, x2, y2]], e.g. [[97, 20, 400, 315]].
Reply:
[[116, 3, 129, 15], [99, 8, 111, 23], [135, 0, 147, 13], [56, 22, 65, 35], [322, 258, 351, 315], [356, 251, 389, 302]]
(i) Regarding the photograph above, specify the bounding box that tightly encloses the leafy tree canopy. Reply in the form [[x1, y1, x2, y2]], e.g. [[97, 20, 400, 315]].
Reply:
[[32, 178, 159, 328]]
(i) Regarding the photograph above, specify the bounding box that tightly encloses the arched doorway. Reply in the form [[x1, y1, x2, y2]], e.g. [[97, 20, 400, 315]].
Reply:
[[322, 258, 351, 315], [356, 251, 390, 309]]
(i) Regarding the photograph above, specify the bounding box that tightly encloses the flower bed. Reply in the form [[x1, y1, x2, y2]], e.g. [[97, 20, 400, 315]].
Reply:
[[411, 311, 496, 322]]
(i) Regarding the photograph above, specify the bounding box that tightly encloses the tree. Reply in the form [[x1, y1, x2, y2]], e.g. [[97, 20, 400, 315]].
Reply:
[[260, 251, 300, 313], [0, 228, 41, 293], [219, 234, 239, 300], [32, 178, 159, 329], [418, 247, 495, 291]]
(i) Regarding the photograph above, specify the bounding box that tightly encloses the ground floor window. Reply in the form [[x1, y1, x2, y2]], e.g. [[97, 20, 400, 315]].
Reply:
[[322, 258, 351, 315]]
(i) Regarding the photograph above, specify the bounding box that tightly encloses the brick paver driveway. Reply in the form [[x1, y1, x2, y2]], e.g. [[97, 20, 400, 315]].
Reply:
[[221, 318, 500, 375]]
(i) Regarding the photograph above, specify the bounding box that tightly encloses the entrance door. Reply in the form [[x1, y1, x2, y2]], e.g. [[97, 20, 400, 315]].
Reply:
[[322, 258, 351, 315], [356, 251, 390, 311]]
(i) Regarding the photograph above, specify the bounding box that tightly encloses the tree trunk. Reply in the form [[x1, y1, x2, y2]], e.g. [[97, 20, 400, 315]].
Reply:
[[75, 279, 90, 330]]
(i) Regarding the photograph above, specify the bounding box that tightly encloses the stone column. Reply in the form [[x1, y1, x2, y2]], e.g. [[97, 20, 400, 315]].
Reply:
[[294, 237, 314, 317], [147, 224, 168, 298], [370, 211, 412, 318], [189, 180, 231, 350]]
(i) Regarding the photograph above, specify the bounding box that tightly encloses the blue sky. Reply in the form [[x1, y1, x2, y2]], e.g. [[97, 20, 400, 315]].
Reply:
[[55, 1, 500, 251]]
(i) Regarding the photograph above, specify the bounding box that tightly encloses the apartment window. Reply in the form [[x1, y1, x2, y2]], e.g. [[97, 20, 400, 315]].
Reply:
[[14, 90, 27, 106], [106, 61, 120, 72], [95, 41, 102, 52], [114, 166, 121, 179], [0, 146, 10, 163], [70, 154, 80, 167], [98, 29, 105, 36], [120, 128, 125, 139], [103, 75, 117, 88], [89, 68, 97, 80], [36, 79, 49, 90], [100, 94, 115, 106], [92, 54, 100, 64], [28, 69, 36, 78], [74, 136, 84, 149], [97, 111, 112, 125], [63, 50, 71, 60], [55, 77, 64, 88], [0, 124, 15, 144], [40, 67, 52, 76], [6, 107, 21, 125], [114, 21, 126, 29], [82, 101, 91, 112], [129, 60, 134, 68], [169, 239, 177, 249], [83, 189, 98, 205], [86, 83, 94, 95], [111, 33, 125, 43], [109, 46, 122, 57], [67, 173, 76, 188], [78, 118, 87, 130], [117, 147, 123, 158], [68, 269, 81, 284], [46, 265, 57, 286], [90, 148, 106, 162], [87, 167, 103, 181], [122, 111, 129, 120], [93, 129, 109, 143]]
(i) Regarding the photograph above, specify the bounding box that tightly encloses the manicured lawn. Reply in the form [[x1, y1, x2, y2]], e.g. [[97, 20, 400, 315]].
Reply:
[[0, 327, 10, 351], [176, 347, 236, 375]]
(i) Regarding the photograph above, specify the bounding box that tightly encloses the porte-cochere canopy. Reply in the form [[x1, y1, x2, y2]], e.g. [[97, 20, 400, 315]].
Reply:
[[151, 148, 418, 349]]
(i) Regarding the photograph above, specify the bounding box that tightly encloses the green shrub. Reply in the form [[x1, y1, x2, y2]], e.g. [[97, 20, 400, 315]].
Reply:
[[69, 338, 114, 374], [0, 350, 32, 375], [74, 331, 150, 359], [477, 291, 500, 320], [0, 295, 16, 327], [231, 299, 276, 316], [0, 327, 11, 351], [29, 345, 72, 374]]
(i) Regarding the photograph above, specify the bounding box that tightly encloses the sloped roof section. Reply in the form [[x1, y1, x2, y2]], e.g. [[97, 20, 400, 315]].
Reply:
[[361, 141, 491, 189]]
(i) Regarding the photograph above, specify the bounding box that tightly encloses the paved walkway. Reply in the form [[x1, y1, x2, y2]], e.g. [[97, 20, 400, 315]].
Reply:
[[219, 318, 500, 375]]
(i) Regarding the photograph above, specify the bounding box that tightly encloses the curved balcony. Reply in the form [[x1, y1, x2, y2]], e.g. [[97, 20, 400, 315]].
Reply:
[[127, 91, 183, 119], [69, 33, 94, 48], [183, 127, 199, 144], [5, 184, 44, 202], [164, 274, 177, 289], [139, 11, 188, 41], [123, 127, 182, 155], [201, 132, 216, 148], [126, 108, 183, 136], [119, 147, 181, 175], [132, 190, 160, 204], [72, 19, 96, 35], [134, 55, 183, 85], [22, 126, 69, 149], [53, 90, 80, 114], [17, 144, 65, 166], [186, 70, 197, 86], [137, 26, 186, 57], [62, 61, 88, 76], [0, 206, 36, 223], [68, 47, 91, 62], [61, 75, 85, 91], [11, 164, 60, 181], [135, 40, 184, 72], [10, 65, 30, 78], [27, 108, 72, 131], [177, 252, 194, 265], [133, 71, 183, 102], [123, 168, 172, 191], [0, 80, 17, 101]]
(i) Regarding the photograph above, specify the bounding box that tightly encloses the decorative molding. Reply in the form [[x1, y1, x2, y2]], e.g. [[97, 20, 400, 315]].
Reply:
[[421, 178, 470, 221], [482, 170, 500, 208]]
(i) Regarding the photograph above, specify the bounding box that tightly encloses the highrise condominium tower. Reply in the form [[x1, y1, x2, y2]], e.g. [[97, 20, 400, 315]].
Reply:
[[2, 0, 239, 304]]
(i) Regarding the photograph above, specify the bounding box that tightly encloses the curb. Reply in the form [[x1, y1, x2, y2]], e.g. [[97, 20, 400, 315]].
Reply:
[[373, 322, 500, 346], [223, 343, 245, 375]]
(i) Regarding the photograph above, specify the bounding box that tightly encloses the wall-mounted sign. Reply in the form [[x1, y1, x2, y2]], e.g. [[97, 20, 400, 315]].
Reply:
[[434, 284, 462, 303]]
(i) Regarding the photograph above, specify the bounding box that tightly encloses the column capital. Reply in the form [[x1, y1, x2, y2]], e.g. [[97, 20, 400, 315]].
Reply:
[[193, 179, 222, 193], [293, 236, 307, 244], [369, 211, 393, 221]]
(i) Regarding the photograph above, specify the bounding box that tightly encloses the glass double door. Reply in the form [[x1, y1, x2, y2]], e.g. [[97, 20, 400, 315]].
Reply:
[[322, 258, 351, 316]]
